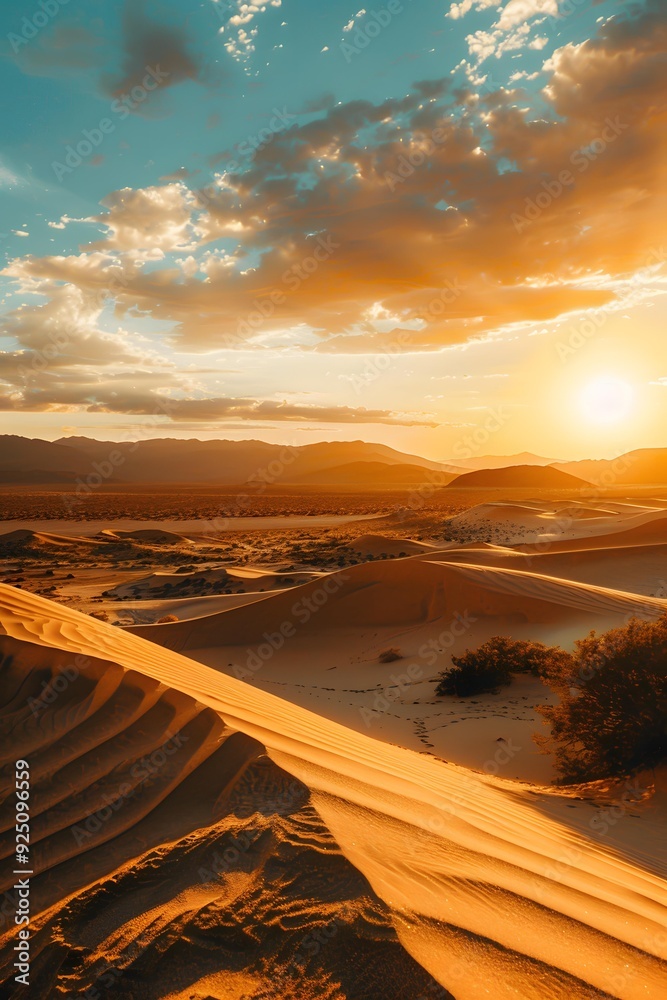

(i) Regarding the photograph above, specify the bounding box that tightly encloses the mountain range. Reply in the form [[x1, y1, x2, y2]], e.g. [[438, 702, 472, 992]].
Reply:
[[0, 435, 446, 486], [0, 436, 666, 487]]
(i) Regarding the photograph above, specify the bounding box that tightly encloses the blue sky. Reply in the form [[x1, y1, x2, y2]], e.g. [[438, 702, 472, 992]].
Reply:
[[0, 0, 664, 459]]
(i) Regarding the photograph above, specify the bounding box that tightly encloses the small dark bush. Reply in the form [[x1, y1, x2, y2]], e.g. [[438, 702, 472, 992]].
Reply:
[[378, 648, 402, 663]]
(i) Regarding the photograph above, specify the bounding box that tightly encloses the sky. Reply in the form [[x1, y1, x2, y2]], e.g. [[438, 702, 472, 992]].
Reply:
[[0, 0, 664, 461]]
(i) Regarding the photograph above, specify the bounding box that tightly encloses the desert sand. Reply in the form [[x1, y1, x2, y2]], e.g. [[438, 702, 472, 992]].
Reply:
[[1, 493, 666, 997]]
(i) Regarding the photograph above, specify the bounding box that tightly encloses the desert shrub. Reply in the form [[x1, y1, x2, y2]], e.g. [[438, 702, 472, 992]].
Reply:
[[435, 636, 570, 697], [157, 614, 179, 623], [378, 648, 402, 663], [536, 615, 667, 782], [436, 647, 507, 697], [487, 636, 573, 679]]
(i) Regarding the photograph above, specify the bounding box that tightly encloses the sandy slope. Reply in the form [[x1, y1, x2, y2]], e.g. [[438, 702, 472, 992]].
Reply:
[[0, 585, 666, 999], [340, 533, 442, 557], [432, 542, 667, 596], [446, 500, 667, 546], [102, 590, 274, 624]]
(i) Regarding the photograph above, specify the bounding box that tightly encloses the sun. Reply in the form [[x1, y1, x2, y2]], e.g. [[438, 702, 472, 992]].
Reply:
[[579, 376, 635, 425]]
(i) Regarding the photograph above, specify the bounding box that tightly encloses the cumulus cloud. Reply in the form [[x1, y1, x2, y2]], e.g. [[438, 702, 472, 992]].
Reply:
[[447, 0, 496, 20], [459, 0, 560, 73], [223, 0, 283, 66], [85, 184, 198, 252], [1, 284, 157, 368], [496, 0, 558, 31]]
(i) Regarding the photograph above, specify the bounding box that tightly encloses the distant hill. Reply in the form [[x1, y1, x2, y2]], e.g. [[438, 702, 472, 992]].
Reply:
[[444, 452, 560, 471], [0, 435, 447, 485], [553, 449, 667, 486], [289, 461, 456, 486], [448, 465, 591, 489], [0, 436, 86, 478]]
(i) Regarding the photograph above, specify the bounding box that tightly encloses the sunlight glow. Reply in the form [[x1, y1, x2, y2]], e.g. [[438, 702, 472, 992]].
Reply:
[[579, 376, 635, 425]]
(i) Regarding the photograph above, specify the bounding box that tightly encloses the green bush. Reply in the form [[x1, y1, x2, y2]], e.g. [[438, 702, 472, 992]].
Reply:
[[435, 636, 570, 697], [536, 615, 667, 782]]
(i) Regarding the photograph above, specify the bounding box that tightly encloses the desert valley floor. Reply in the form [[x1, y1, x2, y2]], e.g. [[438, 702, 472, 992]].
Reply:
[[0, 489, 666, 999]]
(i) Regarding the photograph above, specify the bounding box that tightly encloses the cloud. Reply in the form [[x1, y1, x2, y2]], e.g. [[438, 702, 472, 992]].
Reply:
[[223, 0, 283, 66], [0, 268, 436, 425], [10, 23, 104, 78], [300, 93, 337, 114], [0, 379, 435, 426], [343, 10, 367, 32], [447, 0, 496, 21], [90, 397, 437, 425], [85, 184, 197, 252], [459, 0, 559, 72], [101, 0, 205, 101], [3, 3, 664, 361], [1, 283, 162, 369], [496, 0, 558, 31], [0, 159, 27, 190]]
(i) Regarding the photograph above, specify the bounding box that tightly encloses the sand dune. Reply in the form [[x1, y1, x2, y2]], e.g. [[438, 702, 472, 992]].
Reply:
[[98, 527, 193, 545], [446, 501, 667, 548], [0, 586, 665, 998], [102, 590, 273, 624], [341, 532, 441, 557], [111, 566, 318, 601], [433, 561, 666, 621], [2, 504, 667, 997], [0, 528, 102, 554], [127, 538, 666, 783], [433, 541, 667, 597], [449, 502, 554, 526], [0, 513, 377, 537], [132, 553, 667, 654], [553, 505, 615, 519], [521, 514, 667, 552]]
